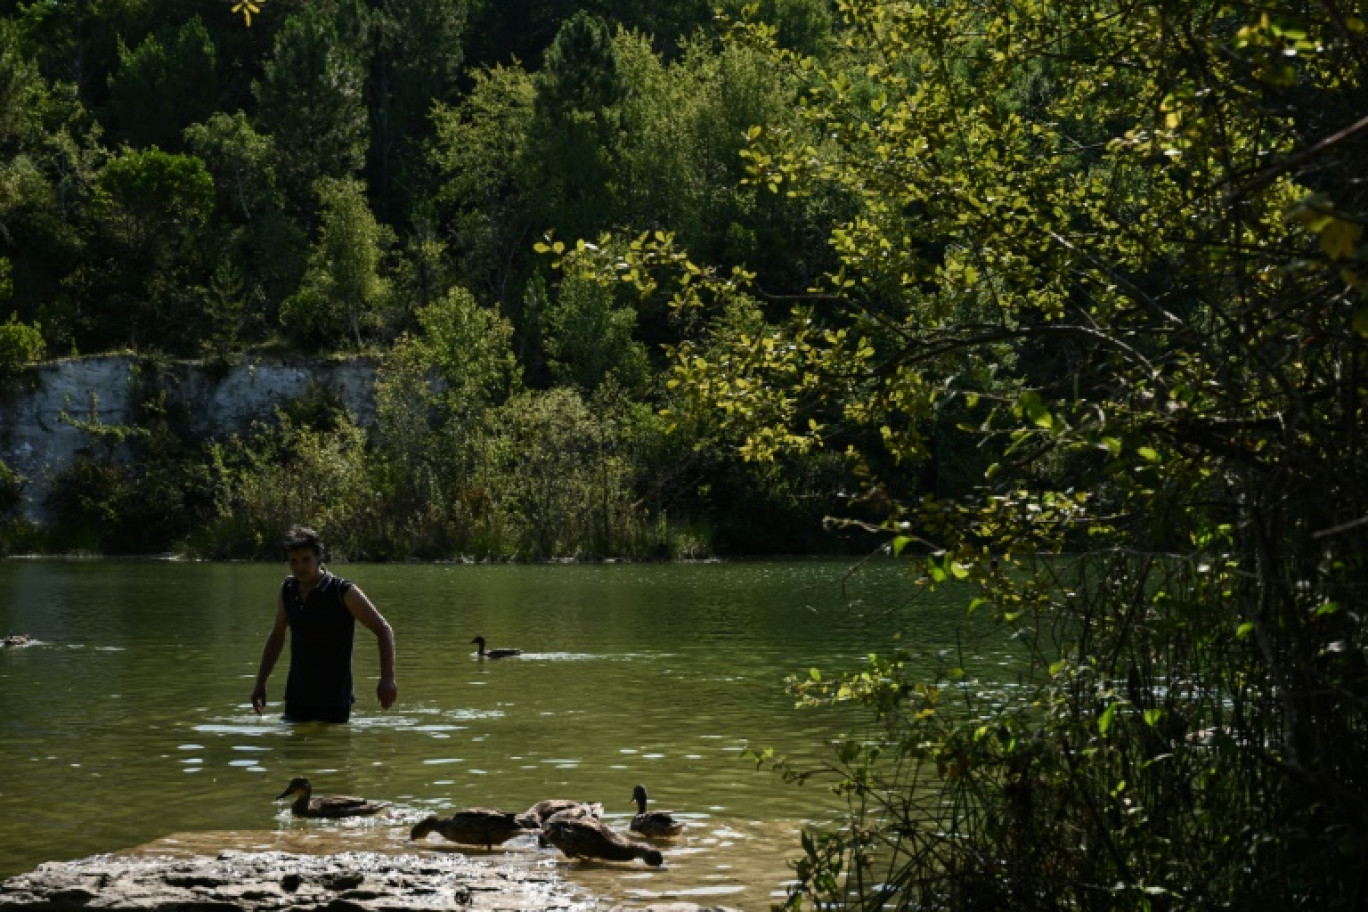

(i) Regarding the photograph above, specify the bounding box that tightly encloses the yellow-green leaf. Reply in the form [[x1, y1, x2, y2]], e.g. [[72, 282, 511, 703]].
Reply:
[[1320, 218, 1363, 261]]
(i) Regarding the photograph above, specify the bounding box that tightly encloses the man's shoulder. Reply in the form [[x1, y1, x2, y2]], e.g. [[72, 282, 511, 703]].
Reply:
[[321, 571, 355, 594]]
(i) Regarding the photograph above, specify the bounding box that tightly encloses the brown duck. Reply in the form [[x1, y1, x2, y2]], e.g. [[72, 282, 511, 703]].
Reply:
[[515, 798, 605, 829], [410, 809, 532, 849], [541, 815, 664, 866], [629, 784, 685, 838], [275, 777, 386, 818]]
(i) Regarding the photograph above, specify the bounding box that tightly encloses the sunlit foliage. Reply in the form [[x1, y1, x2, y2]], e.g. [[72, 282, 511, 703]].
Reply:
[[552, 0, 1368, 906]]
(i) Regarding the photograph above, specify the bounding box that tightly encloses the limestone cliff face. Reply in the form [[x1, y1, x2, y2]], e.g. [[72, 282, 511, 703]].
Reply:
[[0, 355, 377, 524]]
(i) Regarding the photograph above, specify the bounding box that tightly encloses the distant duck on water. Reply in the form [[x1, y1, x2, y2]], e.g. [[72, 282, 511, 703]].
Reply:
[[471, 635, 521, 659], [275, 777, 386, 818], [410, 809, 533, 849], [629, 784, 685, 838], [3, 634, 31, 647]]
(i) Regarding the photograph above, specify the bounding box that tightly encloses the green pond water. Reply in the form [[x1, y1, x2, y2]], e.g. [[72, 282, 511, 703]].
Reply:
[[0, 558, 1015, 908]]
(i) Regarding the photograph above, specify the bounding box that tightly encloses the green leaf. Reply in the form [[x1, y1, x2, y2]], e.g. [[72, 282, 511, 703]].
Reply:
[[1320, 218, 1362, 260], [1098, 701, 1120, 735], [1018, 390, 1053, 429]]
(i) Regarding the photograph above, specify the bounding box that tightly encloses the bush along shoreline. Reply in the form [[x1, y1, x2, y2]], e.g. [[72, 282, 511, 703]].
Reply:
[[0, 354, 859, 562]]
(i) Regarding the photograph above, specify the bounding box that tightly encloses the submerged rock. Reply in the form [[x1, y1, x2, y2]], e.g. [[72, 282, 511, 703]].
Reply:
[[0, 850, 587, 911]]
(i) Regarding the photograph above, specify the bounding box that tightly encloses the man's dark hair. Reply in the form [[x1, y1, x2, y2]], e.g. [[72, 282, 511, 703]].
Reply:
[[283, 526, 325, 558]]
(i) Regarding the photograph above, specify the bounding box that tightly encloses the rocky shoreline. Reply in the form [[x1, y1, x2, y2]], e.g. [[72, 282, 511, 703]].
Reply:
[[0, 850, 736, 912]]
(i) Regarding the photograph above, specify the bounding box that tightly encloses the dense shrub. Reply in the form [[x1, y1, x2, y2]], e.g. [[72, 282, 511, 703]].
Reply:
[[0, 314, 44, 376]]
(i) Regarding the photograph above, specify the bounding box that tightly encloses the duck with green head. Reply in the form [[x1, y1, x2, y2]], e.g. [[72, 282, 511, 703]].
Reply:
[[471, 635, 521, 659], [629, 784, 685, 838]]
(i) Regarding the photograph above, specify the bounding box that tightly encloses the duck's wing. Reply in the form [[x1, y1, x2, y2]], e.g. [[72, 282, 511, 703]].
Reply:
[[314, 794, 385, 816], [520, 798, 600, 826], [631, 812, 685, 837], [545, 818, 653, 862]]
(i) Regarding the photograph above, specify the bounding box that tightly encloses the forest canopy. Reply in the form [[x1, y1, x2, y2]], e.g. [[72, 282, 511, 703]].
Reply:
[[0, 0, 850, 558]]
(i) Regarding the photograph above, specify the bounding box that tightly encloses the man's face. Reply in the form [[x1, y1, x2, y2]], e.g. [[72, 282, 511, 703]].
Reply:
[[287, 548, 322, 582]]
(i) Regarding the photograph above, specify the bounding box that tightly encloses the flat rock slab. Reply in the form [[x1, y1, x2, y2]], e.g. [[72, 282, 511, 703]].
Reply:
[[0, 850, 588, 912], [0, 852, 739, 912]]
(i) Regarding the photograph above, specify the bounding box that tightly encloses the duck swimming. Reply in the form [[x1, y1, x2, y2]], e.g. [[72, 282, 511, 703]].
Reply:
[[3, 634, 31, 647], [541, 815, 663, 866], [275, 777, 386, 818], [410, 809, 532, 849], [471, 635, 521, 659], [629, 784, 685, 838]]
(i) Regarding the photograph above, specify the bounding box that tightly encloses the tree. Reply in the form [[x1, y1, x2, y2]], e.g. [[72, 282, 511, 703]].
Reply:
[[430, 63, 538, 309], [716, 0, 832, 57], [416, 284, 520, 413], [183, 110, 275, 223], [93, 147, 213, 256], [0, 312, 45, 376], [542, 271, 649, 392], [183, 109, 305, 322], [252, 3, 368, 212], [528, 11, 625, 240], [83, 146, 215, 351], [282, 177, 393, 349], [0, 18, 101, 340], [554, 0, 1368, 906], [0, 19, 47, 151], [106, 16, 219, 150], [611, 29, 840, 316], [477, 387, 619, 558], [366, 0, 469, 220]]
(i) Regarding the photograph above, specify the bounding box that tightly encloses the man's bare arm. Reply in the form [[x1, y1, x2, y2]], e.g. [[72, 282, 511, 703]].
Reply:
[[251, 597, 289, 714], [346, 587, 397, 709]]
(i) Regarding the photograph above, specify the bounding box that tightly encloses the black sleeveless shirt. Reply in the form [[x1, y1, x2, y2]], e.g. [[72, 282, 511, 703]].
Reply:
[[281, 570, 356, 712]]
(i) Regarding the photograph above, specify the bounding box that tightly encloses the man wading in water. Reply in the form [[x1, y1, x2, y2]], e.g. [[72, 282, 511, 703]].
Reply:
[[250, 526, 397, 722]]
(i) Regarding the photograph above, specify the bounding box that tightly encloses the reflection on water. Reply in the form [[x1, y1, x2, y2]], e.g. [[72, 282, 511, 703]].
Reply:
[[0, 559, 1015, 908]]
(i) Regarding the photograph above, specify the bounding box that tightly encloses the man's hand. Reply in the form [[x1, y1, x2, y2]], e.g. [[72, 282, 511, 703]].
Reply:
[[377, 677, 397, 709], [251, 683, 267, 715]]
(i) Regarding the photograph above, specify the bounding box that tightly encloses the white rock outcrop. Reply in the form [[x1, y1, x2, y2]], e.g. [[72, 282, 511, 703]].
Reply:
[[0, 356, 377, 524]]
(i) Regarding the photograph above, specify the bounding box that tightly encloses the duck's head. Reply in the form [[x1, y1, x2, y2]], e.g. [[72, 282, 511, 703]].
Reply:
[[470, 636, 486, 647], [410, 815, 441, 840], [632, 784, 649, 805], [275, 777, 312, 800], [643, 848, 664, 867]]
